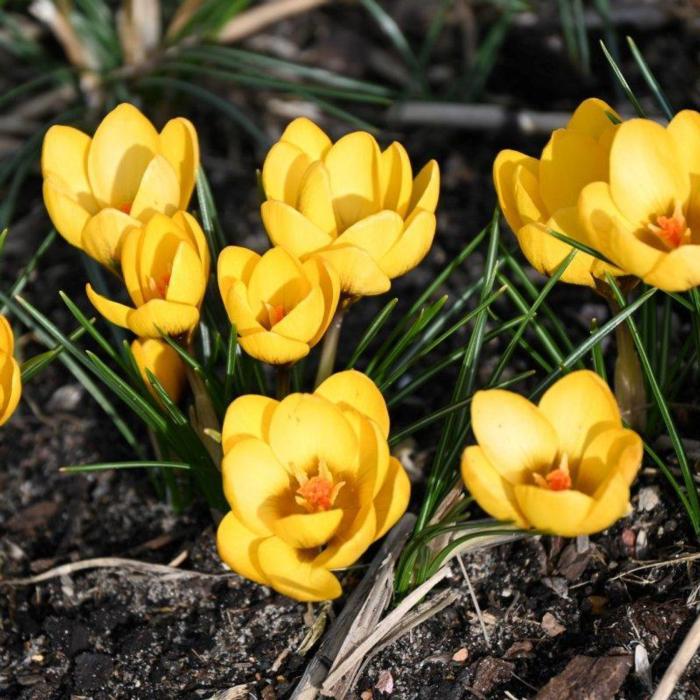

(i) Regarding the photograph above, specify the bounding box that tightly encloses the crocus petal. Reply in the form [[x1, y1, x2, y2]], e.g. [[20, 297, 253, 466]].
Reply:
[[471, 389, 558, 484], [340, 408, 388, 488], [313, 504, 377, 570], [42, 176, 91, 249], [271, 286, 325, 344], [379, 141, 413, 217], [159, 117, 199, 209], [257, 537, 342, 602], [216, 512, 269, 586], [296, 162, 338, 236], [515, 208, 599, 286], [127, 300, 199, 338], [373, 457, 410, 540], [318, 245, 391, 296], [408, 159, 440, 216], [280, 117, 331, 160], [222, 438, 291, 535], [609, 119, 690, 229], [224, 280, 264, 335], [461, 446, 526, 526], [166, 241, 206, 306], [131, 338, 185, 403], [81, 208, 139, 266], [538, 370, 621, 463], [493, 150, 540, 233], [379, 209, 436, 279], [261, 141, 312, 205], [581, 472, 631, 535], [174, 211, 210, 279], [0, 316, 14, 355], [576, 426, 643, 494], [539, 128, 608, 213], [130, 155, 180, 222], [513, 162, 548, 225], [577, 181, 663, 279], [239, 330, 309, 364], [567, 98, 620, 140], [41, 125, 97, 212], [643, 244, 700, 292], [513, 485, 594, 537], [301, 255, 340, 346], [218, 246, 260, 301], [269, 394, 357, 474], [333, 210, 403, 261], [120, 226, 146, 307], [261, 200, 334, 257], [221, 395, 278, 454], [315, 369, 390, 438], [0, 354, 21, 426], [85, 284, 132, 329], [272, 509, 344, 549], [324, 131, 381, 230], [247, 246, 310, 318], [87, 103, 160, 209], [136, 213, 186, 295]]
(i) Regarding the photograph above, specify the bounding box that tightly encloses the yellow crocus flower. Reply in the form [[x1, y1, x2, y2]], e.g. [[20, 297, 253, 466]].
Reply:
[[493, 98, 621, 286], [86, 211, 210, 338], [578, 112, 700, 291], [216, 370, 410, 601], [131, 338, 186, 403], [0, 315, 21, 426], [42, 103, 199, 267], [461, 370, 642, 537], [217, 245, 340, 365], [260, 118, 440, 297]]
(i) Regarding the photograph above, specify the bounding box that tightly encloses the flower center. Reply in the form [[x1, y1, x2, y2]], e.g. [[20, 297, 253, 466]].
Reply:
[[648, 202, 690, 250], [264, 302, 286, 328], [148, 273, 171, 299], [118, 202, 133, 215], [533, 453, 572, 492], [294, 460, 344, 513]]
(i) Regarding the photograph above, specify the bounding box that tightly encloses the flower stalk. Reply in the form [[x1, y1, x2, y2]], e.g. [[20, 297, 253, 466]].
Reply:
[[314, 305, 346, 388]]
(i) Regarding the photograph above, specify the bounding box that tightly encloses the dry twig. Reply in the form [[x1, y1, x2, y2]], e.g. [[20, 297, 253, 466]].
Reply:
[[651, 608, 700, 700]]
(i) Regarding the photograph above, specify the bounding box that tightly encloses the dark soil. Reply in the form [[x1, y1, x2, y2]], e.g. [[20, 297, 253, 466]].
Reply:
[[2, 1, 700, 698]]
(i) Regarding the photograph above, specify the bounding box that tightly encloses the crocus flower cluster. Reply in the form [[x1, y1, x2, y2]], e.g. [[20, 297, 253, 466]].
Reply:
[[0, 315, 21, 426], [217, 117, 440, 365], [216, 370, 410, 601], [495, 97, 700, 292], [28, 100, 652, 606], [42, 104, 204, 399]]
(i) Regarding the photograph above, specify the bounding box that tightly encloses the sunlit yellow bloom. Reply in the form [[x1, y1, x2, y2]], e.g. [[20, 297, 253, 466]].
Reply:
[[216, 370, 410, 601], [86, 211, 209, 338], [0, 315, 21, 426], [493, 98, 621, 286], [131, 338, 186, 403], [42, 103, 199, 267], [260, 118, 440, 296], [578, 112, 700, 291], [217, 245, 339, 365], [461, 370, 642, 537]]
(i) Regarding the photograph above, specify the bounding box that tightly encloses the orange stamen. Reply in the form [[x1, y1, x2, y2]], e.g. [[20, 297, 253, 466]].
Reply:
[[533, 453, 571, 491], [545, 468, 572, 491], [294, 460, 344, 513], [265, 303, 286, 328], [648, 202, 689, 249], [118, 202, 133, 215], [148, 273, 171, 299]]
